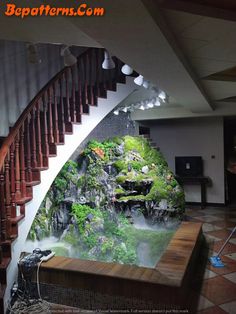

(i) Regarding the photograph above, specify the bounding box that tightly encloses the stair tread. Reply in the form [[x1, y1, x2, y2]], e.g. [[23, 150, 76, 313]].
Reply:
[[0, 284, 6, 299], [34, 166, 49, 171], [0, 258, 11, 269], [10, 214, 25, 224], [16, 196, 32, 205], [26, 180, 41, 186]]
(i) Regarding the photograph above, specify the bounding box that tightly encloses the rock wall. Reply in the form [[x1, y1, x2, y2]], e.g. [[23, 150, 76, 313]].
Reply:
[[27, 136, 185, 266]]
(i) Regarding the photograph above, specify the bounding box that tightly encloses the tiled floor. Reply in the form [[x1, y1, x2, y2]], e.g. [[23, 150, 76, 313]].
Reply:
[[186, 206, 236, 314]]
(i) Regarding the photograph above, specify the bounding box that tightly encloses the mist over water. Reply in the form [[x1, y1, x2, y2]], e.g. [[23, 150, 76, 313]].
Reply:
[[25, 213, 177, 268]]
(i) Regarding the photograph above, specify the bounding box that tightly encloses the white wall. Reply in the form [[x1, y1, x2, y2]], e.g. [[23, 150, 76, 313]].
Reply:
[[149, 117, 225, 204], [0, 40, 64, 136]]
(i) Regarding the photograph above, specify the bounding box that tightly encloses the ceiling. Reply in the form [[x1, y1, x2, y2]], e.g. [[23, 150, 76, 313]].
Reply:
[[1, 0, 236, 119]]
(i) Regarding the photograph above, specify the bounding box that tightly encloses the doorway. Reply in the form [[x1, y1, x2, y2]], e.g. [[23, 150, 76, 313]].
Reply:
[[224, 118, 236, 204]]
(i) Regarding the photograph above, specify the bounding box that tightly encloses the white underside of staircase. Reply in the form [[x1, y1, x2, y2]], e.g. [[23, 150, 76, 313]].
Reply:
[[4, 77, 137, 311]]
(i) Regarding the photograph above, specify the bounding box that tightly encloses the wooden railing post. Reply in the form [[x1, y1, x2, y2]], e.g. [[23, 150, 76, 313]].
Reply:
[[41, 95, 49, 167], [4, 153, 12, 238], [10, 144, 16, 221], [15, 134, 21, 201], [52, 82, 60, 144], [35, 101, 43, 168], [30, 107, 37, 169], [89, 49, 96, 106], [70, 66, 77, 123], [64, 69, 72, 128], [58, 77, 65, 142], [19, 126, 26, 200], [25, 115, 32, 183], [0, 168, 6, 241], [47, 87, 54, 146]]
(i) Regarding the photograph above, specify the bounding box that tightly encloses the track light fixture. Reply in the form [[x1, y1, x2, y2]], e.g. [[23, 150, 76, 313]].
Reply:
[[158, 91, 167, 101], [102, 50, 115, 70], [121, 64, 133, 75], [61, 46, 77, 66], [142, 80, 150, 89], [27, 43, 42, 64], [134, 75, 144, 86], [154, 98, 161, 107]]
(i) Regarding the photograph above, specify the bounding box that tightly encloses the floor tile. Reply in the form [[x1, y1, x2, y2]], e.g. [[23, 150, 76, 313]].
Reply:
[[209, 240, 236, 255], [194, 215, 223, 223], [206, 229, 236, 240], [204, 268, 218, 279], [225, 253, 236, 261], [197, 295, 214, 311], [223, 272, 236, 284], [229, 238, 236, 245], [205, 234, 222, 244], [201, 276, 236, 305], [204, 209, 227, 215], [198, 305, 228, 314], [186, 210, 207, 217], [202, 223, 222, 233], [214, 220, 236, 228], [219, 300, 236, 314]]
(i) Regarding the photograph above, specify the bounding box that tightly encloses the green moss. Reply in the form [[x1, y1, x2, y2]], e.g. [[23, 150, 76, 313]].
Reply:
[[72, 204, 102, 233], [28, 207, 51, 241], [113, 160, 127, 172], [119, 195, 146, 201], [123, 136, 167, 167]]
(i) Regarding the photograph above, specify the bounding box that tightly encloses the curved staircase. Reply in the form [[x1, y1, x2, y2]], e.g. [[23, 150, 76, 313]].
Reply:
[[0, 48, 137, 313]]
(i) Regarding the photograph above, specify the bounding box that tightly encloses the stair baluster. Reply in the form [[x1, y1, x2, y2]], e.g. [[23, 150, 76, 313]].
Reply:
[[0, 168, 6, 242], [19, 126, 27, 202], [15, 134, 21, 201], [25, 115, 32, 183], [10, 144, 16, 222], [47, 88, 55, 155], [52, 82, 60, 144], [4, 153, 11, 238], [35, 101, 43, 168], [30, 107, 37, 170]]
